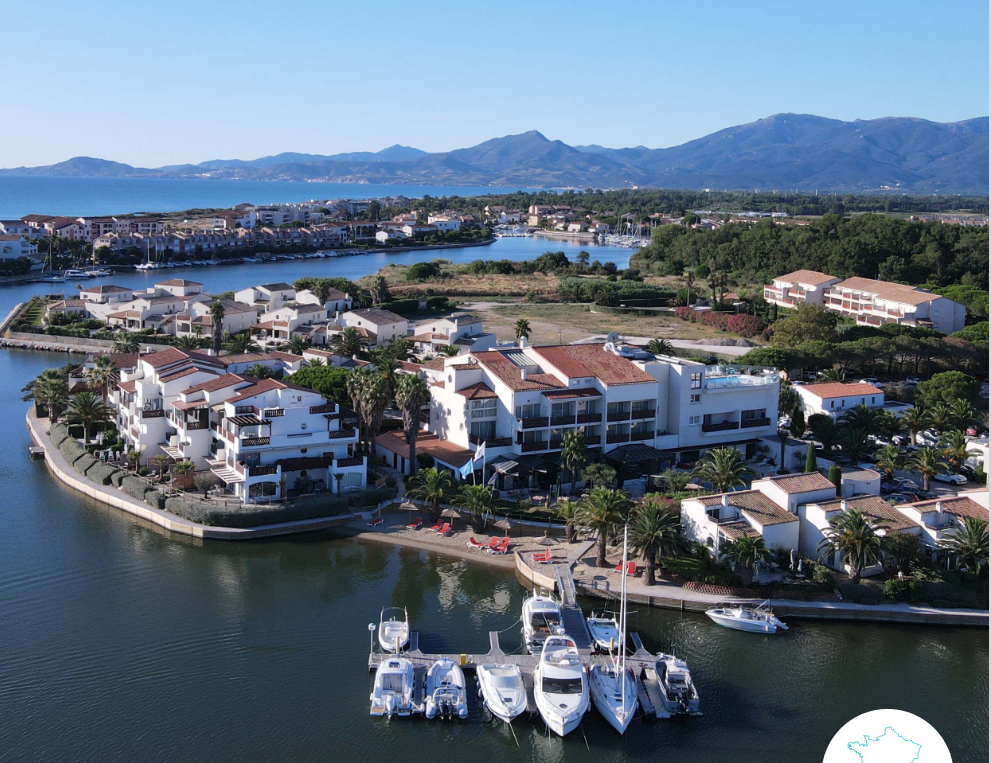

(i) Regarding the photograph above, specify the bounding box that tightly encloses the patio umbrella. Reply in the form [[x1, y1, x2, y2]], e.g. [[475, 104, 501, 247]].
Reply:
[[493, 517, 512, 537], [398, 501, 419, 512], [797, 558, 803, 574], [441, 508, 461, 519], [537, 534, 560, 547]]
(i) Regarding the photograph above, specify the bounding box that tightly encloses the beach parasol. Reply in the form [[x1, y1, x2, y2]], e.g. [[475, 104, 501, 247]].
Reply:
[[441, 507, 461, 519], [537, 534, 560, 547], [493, 517, 512, 537], [398, 501, 419, 512]]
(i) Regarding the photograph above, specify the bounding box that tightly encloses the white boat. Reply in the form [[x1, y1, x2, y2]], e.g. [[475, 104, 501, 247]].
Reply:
[[705, 600, 788, 633], [369, 656, 415, 717], [589, 526, 638, 734], [533, 633, 589, 736], [40, 275, 64, 283], [651, 654, 701, 717], [522, 594, 563, 652], [423, 659, 468, 720], [476, 664, 527, 723], [378, 606, 410, 652], [63, 269, 88, 279], [586, 610, 620, 652]]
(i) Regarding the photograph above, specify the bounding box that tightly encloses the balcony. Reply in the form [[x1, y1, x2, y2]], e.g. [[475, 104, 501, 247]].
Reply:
[[262, 408, 285, 417], [247, 464, 279, 477], [141, 408, 165, 419], [630, 409, 656, 420], [607, 411, 631, 422], [327, 427, 357, 439], [185, 420, 208, 431], [309, 403, 336, 415], [576, 412, 601, 424], [631, 430, 654, 441], [585, 436, 601, 446], [702, 421, 740, 433], [469, 434, 512, 447], [520, 441, 547, 453], [741, 417, 771, 429], [518, 416, 549, 430], [242, 436, 271, 447], [606, 433, 631, 444], [550, 415, 576, 426], [335, 456, 364, 468]]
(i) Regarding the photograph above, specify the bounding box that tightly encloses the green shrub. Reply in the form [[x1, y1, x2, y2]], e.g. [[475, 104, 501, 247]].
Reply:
[[110, 470, 126, 487], [380, 298, 419, 314], [59, 438, 85, 463], [79, 455, 101, 475], [121, 476, 148, 501], [811, 563, 835, 588], [163, 495, 352, 528], [345, 486, 396, 508], [144, 490, 166, 511], [883, 578, 904, 600], [49, 423, 70, 446], [88, 464, 120, 486]]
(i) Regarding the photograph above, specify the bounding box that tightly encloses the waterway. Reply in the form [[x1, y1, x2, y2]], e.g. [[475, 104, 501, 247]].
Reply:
[[0, 246, 986, 762]]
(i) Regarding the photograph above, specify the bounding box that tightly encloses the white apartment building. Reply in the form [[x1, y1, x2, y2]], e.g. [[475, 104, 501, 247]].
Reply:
[[174, 299, 260, 338], [764, 270, 966, 334], [251, 304, 329, 349], [235, 282, 297, 311], [411, 313, 495, 355], [895, 495, 990, 553], [112, 348, 364, 503], [794, 382, 883, 419], [0, 235, 38, 259], [339, 308, 408, 346]]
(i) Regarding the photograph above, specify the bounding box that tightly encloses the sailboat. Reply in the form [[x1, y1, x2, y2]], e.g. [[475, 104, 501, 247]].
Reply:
[[39, 238, 64, 282], [589, 525, 638, 734]]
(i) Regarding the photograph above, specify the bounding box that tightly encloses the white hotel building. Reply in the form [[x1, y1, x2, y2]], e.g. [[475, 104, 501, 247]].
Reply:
[[113, 348, 365, 503], [377, 341, 778, 484]]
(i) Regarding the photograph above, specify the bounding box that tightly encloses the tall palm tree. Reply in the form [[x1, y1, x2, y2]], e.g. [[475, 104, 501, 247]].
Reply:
[[684, 271, 695, 306], [281, 335, 310, 355], [552, 498, 580, 543], [840, 403, 877, 431], [818, 368, 846, 382], [207, 301, 226, 354], [85, 355, 118, 404], [440, 345, 460, 357], [691, 447, 755, 493], [223, 331, 260, 354], [347, 368, 389, 455], [645, 338, 674, 355], [939, 431, 979, 473], [34, 375, 69, 421], [112, 333, 140, 354], [629, 501, 683, 585], [940, 517, 989, 577], [873, 444, 905, 480], [246, 363, 273, 379], [394, 374, 431, 475], [384, 336, 415, 362], [817, 509, 882, 583], [514, 319, 531, 342], [875, 410, 906, 441], [560, 429, 587, 493], [724, 535, 771, 582], [174, 335, 204, 351], [899, 407, 930, 444], [406, 467, 457, 522], [838, 425, 872, 464], [455, 484, 496, 533], [331, 326, 367, 358], [948, 399, 978, 432], [577, 487, 632, 567], [67, 391, 110, 445], [909, 447, 947, 491], [808, 414, 842, 453], [926, 403, 955, 435]]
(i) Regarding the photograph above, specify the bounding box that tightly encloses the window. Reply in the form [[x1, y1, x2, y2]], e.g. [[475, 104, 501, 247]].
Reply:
[[690, 372, 702, 389], [516, 403, 542, 419], [470, 421, 495, 440], [689, 415, 701, 426], [690, 394, 701, 404]]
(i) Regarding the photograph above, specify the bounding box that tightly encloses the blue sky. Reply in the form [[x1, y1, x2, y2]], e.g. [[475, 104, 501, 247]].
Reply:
[[1, 0, 986, 167]]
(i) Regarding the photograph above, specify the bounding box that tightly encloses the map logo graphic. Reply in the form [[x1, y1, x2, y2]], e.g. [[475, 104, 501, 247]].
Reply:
[[824, 709, 952, 763]]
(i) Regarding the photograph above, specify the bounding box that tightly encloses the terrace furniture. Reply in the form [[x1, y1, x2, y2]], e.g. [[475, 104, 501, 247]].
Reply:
[[488, 537, 510, 555], [613, 561, 636, 576], [466, 537, 486, 551], [429, 521, 442, 533], [367, 518, 384, 528], [406, 519, 422, 530], [437, 522, 451, 536]]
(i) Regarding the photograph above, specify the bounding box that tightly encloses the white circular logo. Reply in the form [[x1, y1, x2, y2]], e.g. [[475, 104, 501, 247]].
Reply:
[[824, 709, 952, 763]]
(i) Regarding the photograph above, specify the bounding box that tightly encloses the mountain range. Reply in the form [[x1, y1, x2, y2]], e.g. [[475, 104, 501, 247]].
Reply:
[[3, 114, 987, 194]]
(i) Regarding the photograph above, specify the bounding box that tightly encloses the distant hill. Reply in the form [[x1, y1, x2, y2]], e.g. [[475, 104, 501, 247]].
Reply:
[[3, 114, 986, 193]]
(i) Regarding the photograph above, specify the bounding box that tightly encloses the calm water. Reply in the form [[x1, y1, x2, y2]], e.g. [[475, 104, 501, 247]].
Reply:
[[0, 176, 544, 219]]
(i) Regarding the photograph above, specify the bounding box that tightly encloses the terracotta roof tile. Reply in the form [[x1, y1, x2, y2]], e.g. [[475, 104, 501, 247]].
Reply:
[[757, 471, 836, 494], [455, 382, 497, 400], [773, 270, 838, 286], [802, 382, 882, 399], [829, 277, 941, 306], [531, 344, 656, 386], [897, 496, 988, 522], [182, 373, 247, 394], [816, 495, 916, 531], [699, 490, 798, 526], [375, 430, 473, 467], [472, 351, 564, 392]]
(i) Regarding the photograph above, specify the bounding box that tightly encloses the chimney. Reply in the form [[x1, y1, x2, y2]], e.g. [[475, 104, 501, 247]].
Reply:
[[520, 368, 528, 381], [935, 501, 943, 514], [841, 499, 848, 511], [721, 494, 729, 507], [519, 336, 528, 348]]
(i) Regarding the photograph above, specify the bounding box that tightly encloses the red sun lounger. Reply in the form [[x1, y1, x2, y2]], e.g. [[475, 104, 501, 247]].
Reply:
[[467, 537, 486, 550], [488, 537, 499, 551], [614, 561, 636, 575], [407, 519, 422, 530], [367, 518, 384, 528], [437, 522, 451, 536], [489, 537, 510, 555], [429, 521, 442, 533]]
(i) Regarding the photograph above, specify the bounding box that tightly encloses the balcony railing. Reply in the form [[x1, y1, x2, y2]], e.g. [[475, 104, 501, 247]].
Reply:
[[576, 412, 601, 424], [607, 411, 631, 422], [186, 421, 208, 431], [585, 436, 601, 445], [242, 436, 271, 447], [606, 433, 631, 444], [702, 421, 740, 433], [141, 408, 165, 419], [631, 430, 654, 441], [630, 409, 656, 420], [468, 434, 512, 447], [327, 427, 357, 439], [520, 441, 547, 452], [550, 415, 576, 426], [247, 464, 278, 477], [263, 408, 284, 417], [518, 416, 549, 429], [741, 417, 771, 429], [309, 403, 336, 414], [335, 456, 363, 468]]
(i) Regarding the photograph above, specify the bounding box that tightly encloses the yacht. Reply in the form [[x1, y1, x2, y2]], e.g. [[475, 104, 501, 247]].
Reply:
[[586, 610, 620, 652], [533, 633, 589, 736], [423, 659, 468, 720], [588, 527, 638, 734], [705, 601, 788, 633], [62, 268, 89, 279], [650, 654, 701, 717], [522, 594, 563, 652], [475, 664, 527, 724], [369, 657, 415, 717], [378, 607, 410, 652]]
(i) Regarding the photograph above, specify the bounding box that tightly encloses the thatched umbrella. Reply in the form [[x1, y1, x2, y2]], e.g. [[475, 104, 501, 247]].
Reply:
[[537, 534, 560, 547], [441, 507, 461, 519], [493, 517, 513, 537], [398, 501, 419, 512]]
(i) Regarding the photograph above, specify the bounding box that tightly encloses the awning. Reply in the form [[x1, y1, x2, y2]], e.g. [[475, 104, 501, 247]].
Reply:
[[488, 455, 520, 475], [172, 399, 206, 410], [604, 444, 669, 465], [516, 454, 554, 473], [230, 414, 270, 427]]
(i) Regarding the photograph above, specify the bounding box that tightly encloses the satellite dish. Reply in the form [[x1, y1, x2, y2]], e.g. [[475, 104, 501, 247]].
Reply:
[[606, 331, 619, 343]]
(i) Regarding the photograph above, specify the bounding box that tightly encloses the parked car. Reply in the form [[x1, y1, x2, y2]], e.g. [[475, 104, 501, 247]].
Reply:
[[887, 492, 919, 504], [933, 472, 968, 485], [880, 480, 900, 493], [906, 376, 922, 385], [898, 479, 923, 492], [966, 426, 981, 437], [859, 377, 881, 386], [960, 464, 979, 480]]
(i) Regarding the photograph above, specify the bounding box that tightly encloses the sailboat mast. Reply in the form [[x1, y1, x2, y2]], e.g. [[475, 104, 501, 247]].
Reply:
[[620, 524, 628, 713]]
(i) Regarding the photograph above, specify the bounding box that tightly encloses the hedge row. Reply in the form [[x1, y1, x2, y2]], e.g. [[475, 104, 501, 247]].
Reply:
[[75, 453, 98, 473], [110, 471, 126, 487], [87, 463, 120, 486], [49, 423, 70, 446], [59, 438, 86, 464], [164, 495, 352, 528], [121, 476, 149, 501]]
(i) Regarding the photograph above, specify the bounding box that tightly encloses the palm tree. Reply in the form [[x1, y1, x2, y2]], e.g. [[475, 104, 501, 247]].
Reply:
[[281, 335, 310, 355], [808, 414, 842, 453], [171, 459, 194, 489], [684, 271, 695, 306], [817, 509, 882, 583], [873, 444, 905, 480], [208, 301, 226, 354], [691, 447, 755, 493], [514, 318, 531, 342], [455, 484, 496, 533], [629, 501, 683, 585], [66, 391, 110, 445], [909, 447, 947, 491], [552, 499, 580, 543], [724, 535, 771, 582], [112, 333, 140, 354], [926, 403, 954, 435], [33, 375, 69, 421], [899, 407, 929, 444], [440, 345, 460, 357], [577, 487, 632, 566], [406, 467, 457, 522], [369, 275, 391, 305], [939, 431, 979, 473], [151, 454, 169, 482], [307, 357, 325, 367], [560, 429, 587, 493], [940, 517, 989, 577], [394, 374, 431, 475], [384, 336, 415, 362], [85, 355, 118, 404], [246, 363, 273, 379], [347, 368, 389, 455], [223, 331, 260, 354], [838, 425, 872, 464], [645, 338, 674, 355], [818, 368, 846, 382], [840, 403, 877, 431], [331, 326, 367, 358], [174, 334, 204, 351], [875, 410, 906, 442], [948, 399, 978, 432], [333, 472, 345, 495]]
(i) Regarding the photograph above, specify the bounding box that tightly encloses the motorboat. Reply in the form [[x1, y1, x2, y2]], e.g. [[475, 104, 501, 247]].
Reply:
[[476, 664, 527, 723], [650, 654, 701, 717], [533, 633, 589, 736], [586, 610, 620, 652], [705, 600, 788, 633], [378, 606, 410, 652], [522, 594, 563, 652], [40, 275, 64, 283], [588, 526, 638, 734], [423, 659, 468, 720], [62, 268, 89, 279], [369, 656, 415, 717]]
